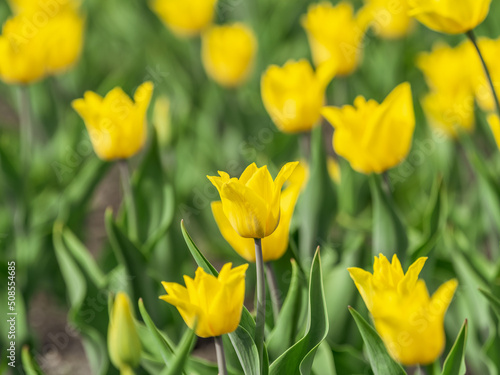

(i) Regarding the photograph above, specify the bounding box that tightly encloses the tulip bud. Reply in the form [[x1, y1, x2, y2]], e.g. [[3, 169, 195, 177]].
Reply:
[[108, 292, 142, 372]]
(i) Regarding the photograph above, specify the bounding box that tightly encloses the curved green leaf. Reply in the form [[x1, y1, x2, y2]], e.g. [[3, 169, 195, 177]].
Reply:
[[441, 320, 468, 375], [269, 248, 328, 375], [348, 307, 406, 375]]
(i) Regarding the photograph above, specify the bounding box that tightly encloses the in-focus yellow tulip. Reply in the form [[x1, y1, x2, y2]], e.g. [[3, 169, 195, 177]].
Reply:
[[201, 23, 257, 88], [160, 263, 248, 338], [211, 162, 307, 262], [150, 0, 218, 37], [208, 162, 299, 239], [348, 254, 458, 365], [408, 0, 492, 34], [261, 59, 336, 133], [0, 1, 84, 84], [417, 42, 476, 136], [487, 114, 500, 149], [358, 0, 414, 39], [301, 2, 365, 76], [108, 292, 142, 372], [72, 82, 154, 161], [469, 38, 500, 112], [322, 82, 415, 174]]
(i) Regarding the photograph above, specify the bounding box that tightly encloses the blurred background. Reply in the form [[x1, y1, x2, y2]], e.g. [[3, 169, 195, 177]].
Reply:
[[1, 0, 500, 374]]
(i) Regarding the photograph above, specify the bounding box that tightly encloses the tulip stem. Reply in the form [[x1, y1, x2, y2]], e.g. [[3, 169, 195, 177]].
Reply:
[[254, 238, 266, 370], [466, 30, 500, 118], [265, 262, 281, 322], [17, 85, 32, 173], [118, 160, 139, 242], [214, 336, 228, 375]]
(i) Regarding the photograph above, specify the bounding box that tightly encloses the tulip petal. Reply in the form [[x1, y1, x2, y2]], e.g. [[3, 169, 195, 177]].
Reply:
[[398, 257, 427, 294], [211, 201, 256, 261], [429, 278, 458, 319]]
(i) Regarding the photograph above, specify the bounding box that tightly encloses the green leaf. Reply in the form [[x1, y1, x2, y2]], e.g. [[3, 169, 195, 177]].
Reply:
[[61, 226, 107, 288], [299, 125, 337, 261], [138, 298, 175, 367], [142, 184, 175, 255], [21, 346, 45, 375], [369, 174, 408, 264], [267, 259, 304, 360], [269, 248, 328, 375], [165, 326, 197, 375], [348, 307, 406, 375], [53, 222, 86, 310], [311, 342, 337, 375], [228, 326, 261, 375], [441, 320, 468, 375], [105, 208, 159, 320], [479, 288, 500, 319]]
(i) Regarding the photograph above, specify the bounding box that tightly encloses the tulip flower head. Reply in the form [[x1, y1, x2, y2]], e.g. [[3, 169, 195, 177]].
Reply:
[[108, 292, 142, 372], [0, 0, 84, 84], [208, 162, 299, 239], [417, 42, 476, 136], [151, 0, 218, 37], [408, 0, 492, 34], [302, 2, 365, 76], [322, 82, 415, 174], [348, 254, 458, 365], [211, 162, 307, 262], [261, 59, 336, 133], [72, 82, 154, 161], [358, 0, 414, 39], [160, 263, 248, 338], [202, 23, 257, 88]]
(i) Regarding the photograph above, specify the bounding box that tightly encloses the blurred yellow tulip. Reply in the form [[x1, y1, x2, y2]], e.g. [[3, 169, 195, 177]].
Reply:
[[72, 82, 154, 161], [322, 82, 415, 174], [201, 23, 257, 88], [160, 263, 248, 338], [211, 162, 307, 262], [358, 0, 414, 39], [150, 0, 217, 37], [487, 114, 500, 149], [348, 254, 458, 365], [208, 162, 298, 239], [408, 0, 492, 34], [108, 292, 141, 372], [302, 2, 365, 76], [327, 156, 341, 184], [469, 38, 500, 112], [0, 1, 84, 84], [417, 42, 476, 136], [261, 59, 335, 133]]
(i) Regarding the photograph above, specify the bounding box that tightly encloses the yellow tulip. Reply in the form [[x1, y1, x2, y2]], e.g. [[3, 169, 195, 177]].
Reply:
[[0, 15, 46, 84], [348, 254, 458, 365], [487, 114, 500, 149], [108, 292, 142, 372], [301, 2, 365, 76], [150, 0, 217, 37], [408, 0, 492, 34], [72, 82, 154, 161], [201, 23, 257, 88], [160, 263, 248, 338], [322, 82, 415, 174], [469, 38, 500, 112], [207, 161, 299, 239], [417, 42, 476, 136], [0, 1, 84, 84], [421, 90, 474, 137], [211, 162, 307, 262], [358, 0, 414, 39], [261, 59, 336, 133]]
